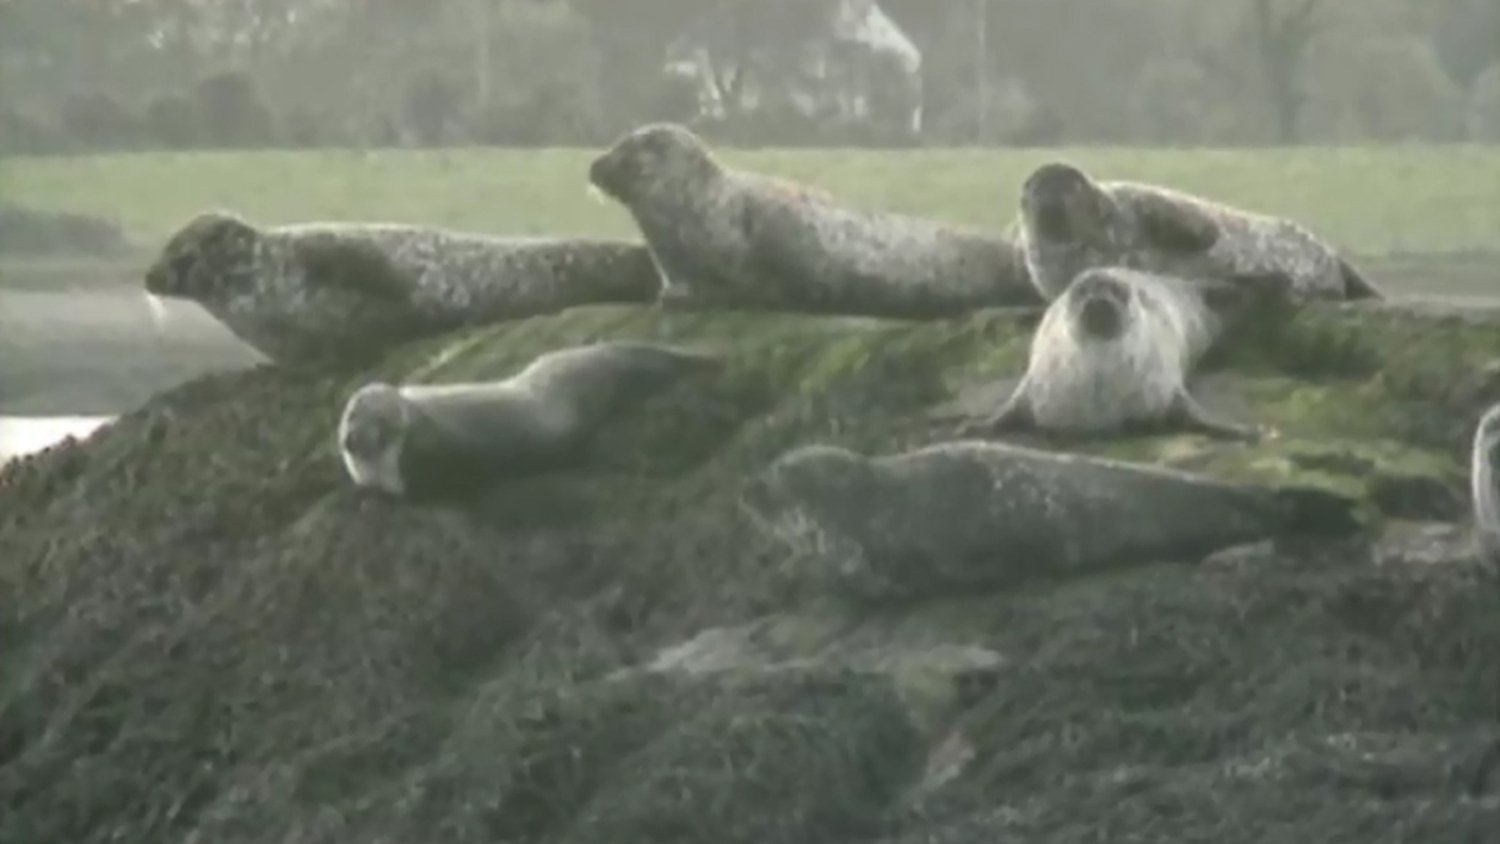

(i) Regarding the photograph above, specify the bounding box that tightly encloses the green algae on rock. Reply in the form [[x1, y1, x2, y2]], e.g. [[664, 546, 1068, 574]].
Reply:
[[1, 297, 1498, 843]]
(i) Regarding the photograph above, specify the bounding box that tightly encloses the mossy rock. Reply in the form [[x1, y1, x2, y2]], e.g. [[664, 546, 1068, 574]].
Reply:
[[367, 298, 1495, 524], [1, 298, 1498, 843]]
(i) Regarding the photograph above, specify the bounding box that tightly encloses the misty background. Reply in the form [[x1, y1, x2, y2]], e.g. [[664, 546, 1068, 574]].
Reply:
[[3, 0, 1499, 154]]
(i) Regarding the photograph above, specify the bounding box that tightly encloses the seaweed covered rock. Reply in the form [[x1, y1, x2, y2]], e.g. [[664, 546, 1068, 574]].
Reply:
[[2, 299, 1499, 843]]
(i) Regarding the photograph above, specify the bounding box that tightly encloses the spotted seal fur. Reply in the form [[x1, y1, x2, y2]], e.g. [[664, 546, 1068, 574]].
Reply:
[[958, 266, 1279, 440], [1017, 160, 1383, 304], [739, 440, 1361, 600], [336, 340, 724, 502], [587, 122, 1039, 317], [144, 211, 661, 365]]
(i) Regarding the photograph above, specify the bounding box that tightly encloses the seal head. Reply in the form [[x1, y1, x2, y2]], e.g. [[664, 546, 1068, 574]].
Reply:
[[1021, 162, 1113, 246], [1064, 268, 1133, 342], [337, 382, 411, 496], [144, 211, 261, 300], [588, 122, 721, 205], [742, 444, 873, 522]]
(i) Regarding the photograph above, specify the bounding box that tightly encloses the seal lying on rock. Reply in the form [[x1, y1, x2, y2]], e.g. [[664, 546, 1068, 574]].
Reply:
[[740, 440, 1361, 601], [336, 340, 724, 502], [1473, 402, 1500, 564], [1016, 160, 1383, 304], [143, 211, 661, 365], [958, 266, 1273, 441], [587, 121, 1040, 317]]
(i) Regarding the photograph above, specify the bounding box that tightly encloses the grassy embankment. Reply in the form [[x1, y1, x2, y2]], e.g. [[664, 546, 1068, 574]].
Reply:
[[2, 143, 1498, 285]]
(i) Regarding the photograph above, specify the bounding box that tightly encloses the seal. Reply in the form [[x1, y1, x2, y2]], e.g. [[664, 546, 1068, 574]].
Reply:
[[957, 266, 1277, 441], [143, 210, 662, 365], [1016, 160, 1384, 304], [1473, 401, 1500, 564], [336, 340, 725, 502], [739, 440, 1361, 601], [586, 121, 1040, 318]]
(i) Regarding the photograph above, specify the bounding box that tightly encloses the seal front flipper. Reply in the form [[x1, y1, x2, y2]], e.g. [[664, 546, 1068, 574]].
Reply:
[[1165, 388, 1262, 441], [1134, 194, 1220, 255], [292, 235, 414, 304], [955, 381, 1036, 440], [738, 197, 817, 309], [1337, 255, 1385, 301]]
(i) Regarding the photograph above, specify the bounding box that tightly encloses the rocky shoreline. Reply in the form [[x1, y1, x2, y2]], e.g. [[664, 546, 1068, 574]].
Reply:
[[2, 298, 1499, 842]]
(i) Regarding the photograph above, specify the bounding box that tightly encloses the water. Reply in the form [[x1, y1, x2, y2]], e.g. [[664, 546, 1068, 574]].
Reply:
[[0, 414, 115, 467]]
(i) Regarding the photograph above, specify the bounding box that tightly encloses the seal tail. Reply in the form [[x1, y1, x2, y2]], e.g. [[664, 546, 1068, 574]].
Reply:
[[1267, 485, 1363, 537], [1338, 256, 1384, 301]]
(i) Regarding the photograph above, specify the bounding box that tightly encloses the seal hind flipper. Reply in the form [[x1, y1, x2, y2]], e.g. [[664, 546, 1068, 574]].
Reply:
[[1337, 256, 1384, 300], [1164, 388, 1262, 442], [1134, 194, 1221, 255], [292, 235, 413, 304]]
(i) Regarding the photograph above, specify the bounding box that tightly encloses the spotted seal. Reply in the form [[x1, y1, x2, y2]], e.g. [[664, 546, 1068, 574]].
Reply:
[[739, 440, 1361, 600], [587, 121, 1039, 317], [143, 211, 661, 365], [1016, 160, 1383, 304], [957, 266, 1279, 441], [336, 340, 724, 502], [1474, 402, 1500, 564]]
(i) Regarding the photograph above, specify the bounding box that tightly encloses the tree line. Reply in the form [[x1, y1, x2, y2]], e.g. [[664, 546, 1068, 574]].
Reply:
[[2, 0, 1498, 155]]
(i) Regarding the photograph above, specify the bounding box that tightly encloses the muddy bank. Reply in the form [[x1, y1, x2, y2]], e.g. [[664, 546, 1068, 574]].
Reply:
[[2, 299, 1500, 843]]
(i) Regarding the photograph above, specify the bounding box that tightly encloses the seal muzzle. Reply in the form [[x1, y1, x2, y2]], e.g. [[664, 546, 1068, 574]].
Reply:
[[587, 149, 632, 202], [1077, 294, 1124, 341]]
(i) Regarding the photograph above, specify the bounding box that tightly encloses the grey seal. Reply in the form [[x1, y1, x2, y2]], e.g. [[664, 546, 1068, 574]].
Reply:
[[587, 122, 1040, 318], [143, 211, 661, 365], [739, 440, 1362, 600], [336, 340, 724, 502], [958, 266, 1277, 441], [1473, 401, 1500, 564], [1016, 160, 1383, 304]]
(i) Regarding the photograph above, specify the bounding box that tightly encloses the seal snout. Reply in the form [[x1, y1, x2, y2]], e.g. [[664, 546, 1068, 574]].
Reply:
[[1077, 294, 1124, 340], [340, 419, 388, 459], [587, 151, 621, 198], [1068, 274, 1131, 341], [143, 264, 169, 295], [339, 383, 406, 460]]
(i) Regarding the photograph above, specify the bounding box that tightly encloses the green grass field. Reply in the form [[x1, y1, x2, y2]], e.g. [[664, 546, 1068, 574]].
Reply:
[[4, 144, 1499, 258]]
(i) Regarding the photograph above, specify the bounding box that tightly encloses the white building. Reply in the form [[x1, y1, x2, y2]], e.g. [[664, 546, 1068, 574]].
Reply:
[[664, 0, 924, 134]]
